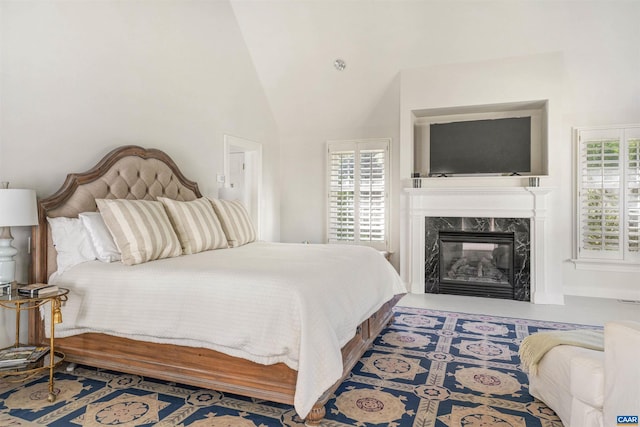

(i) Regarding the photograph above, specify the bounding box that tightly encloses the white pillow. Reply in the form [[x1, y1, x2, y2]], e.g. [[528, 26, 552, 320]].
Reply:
[[47, 217, 96, 274], [79, 212, 121, 262]]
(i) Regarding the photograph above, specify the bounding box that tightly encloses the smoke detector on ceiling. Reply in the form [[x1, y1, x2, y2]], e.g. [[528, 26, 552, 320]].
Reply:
[[334, 58, 346, 71]]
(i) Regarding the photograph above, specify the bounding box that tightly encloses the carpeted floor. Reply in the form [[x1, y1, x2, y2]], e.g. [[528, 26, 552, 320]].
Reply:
[[0, 307, 599, 426]]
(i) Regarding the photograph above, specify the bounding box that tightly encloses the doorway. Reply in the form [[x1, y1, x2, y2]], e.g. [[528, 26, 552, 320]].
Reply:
[[223, 135, 262, 238]]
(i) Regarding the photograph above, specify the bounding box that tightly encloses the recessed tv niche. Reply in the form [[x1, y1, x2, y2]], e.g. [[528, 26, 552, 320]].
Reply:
[[429, 116, 531, 176], [412, 101, 548, 178]]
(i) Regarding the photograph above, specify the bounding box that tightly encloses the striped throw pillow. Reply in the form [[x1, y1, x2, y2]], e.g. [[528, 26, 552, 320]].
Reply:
[[96, 199, 182, 265], [158, 197, 228, 254], [209, 198, 257, 247]]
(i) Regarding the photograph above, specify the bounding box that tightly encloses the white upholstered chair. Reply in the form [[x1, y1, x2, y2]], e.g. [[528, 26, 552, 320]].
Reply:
[[527, 321, 640, 427]]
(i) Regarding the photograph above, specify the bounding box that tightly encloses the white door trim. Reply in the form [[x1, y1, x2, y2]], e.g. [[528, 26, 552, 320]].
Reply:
[[223, 134, 263, 239]]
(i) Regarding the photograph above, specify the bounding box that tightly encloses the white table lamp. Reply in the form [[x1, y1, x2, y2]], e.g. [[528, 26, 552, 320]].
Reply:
[[0, 183, 38, 285]]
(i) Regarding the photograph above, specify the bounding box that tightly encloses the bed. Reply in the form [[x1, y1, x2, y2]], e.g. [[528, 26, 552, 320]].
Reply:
[[29, 145, 405, 424]]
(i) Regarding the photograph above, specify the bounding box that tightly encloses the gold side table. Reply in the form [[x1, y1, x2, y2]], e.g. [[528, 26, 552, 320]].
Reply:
[[0, 286, 69, 402]]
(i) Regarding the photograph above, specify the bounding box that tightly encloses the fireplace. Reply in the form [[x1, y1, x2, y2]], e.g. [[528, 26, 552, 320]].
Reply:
[[425, 216, 531, 301], [402, 186, 562, 304], [438, 231, 515, 299]]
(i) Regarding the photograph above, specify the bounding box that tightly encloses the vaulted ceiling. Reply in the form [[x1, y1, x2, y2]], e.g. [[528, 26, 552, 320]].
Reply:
[[229, 1, 612, 136]]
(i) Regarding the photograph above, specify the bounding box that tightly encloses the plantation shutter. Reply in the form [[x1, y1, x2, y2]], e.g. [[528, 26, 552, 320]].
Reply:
[[625, 129, 640, 260], [359, 148, 386, 243], [576, 126, 640, 262], [328, 149, 355, 242], [327, 139, 389, 250], [577, 129, 623, 259]]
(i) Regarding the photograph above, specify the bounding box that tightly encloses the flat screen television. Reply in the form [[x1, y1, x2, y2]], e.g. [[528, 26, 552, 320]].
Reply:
[[429, 117, 531, 176]]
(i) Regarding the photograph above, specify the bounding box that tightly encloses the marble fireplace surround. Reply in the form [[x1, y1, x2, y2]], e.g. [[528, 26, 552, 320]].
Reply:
[[425, 217, 531, 301], [401, 186, 562, 304]]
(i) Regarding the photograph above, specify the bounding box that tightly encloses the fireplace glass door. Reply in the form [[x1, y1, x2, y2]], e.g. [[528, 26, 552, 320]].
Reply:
[[438, 231, 515, 299]]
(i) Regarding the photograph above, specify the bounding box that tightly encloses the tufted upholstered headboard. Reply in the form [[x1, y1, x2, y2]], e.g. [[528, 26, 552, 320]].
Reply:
[[32, 145, 202, 282]]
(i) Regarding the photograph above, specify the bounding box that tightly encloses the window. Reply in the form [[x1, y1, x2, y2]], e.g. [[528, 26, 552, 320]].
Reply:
[[327, 139, 390, 250], [575, 125, 640, 263]]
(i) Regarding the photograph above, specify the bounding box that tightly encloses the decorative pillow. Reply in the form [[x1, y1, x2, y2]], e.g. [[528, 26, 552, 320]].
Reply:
[[79, 212, 122, 263], [157, 197, 228, 254], [96, 199, 182, 265], [208, 198, 256, 247], [47, 217, 96, 273]]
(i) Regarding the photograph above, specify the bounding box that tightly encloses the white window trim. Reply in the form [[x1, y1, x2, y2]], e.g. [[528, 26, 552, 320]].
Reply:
[[326, 138, 391, 250], [572, 124, 640, 270]]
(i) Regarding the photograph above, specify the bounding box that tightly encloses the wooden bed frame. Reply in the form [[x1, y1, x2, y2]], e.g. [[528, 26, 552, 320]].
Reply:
[[29, 145, 402, 424]]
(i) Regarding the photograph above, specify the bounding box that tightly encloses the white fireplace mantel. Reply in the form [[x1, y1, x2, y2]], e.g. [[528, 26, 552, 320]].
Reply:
[[400, 186, 564, 304]]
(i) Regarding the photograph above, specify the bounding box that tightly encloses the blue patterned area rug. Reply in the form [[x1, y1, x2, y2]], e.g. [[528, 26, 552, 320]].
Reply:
[[0, 307, 597, 426]]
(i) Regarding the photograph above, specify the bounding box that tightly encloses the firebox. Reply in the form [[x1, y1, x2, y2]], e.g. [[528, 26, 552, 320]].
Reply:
[[438, 231, 515, 299]]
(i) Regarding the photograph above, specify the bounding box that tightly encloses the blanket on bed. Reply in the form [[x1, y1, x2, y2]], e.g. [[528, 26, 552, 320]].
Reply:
[[48, 242, 406, 419], [519, 328, 604, 375]]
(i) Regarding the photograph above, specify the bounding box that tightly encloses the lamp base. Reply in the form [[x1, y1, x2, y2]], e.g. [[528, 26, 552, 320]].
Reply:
[[0, 236, 18, 285]]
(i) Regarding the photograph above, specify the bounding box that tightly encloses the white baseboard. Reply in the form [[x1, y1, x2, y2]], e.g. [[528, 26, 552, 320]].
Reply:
[[531, 291, 565, 305], [563, 285, 640, 301]]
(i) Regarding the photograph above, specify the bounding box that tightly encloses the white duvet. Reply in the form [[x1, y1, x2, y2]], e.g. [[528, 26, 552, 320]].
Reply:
[[49, 242, 406, 418]]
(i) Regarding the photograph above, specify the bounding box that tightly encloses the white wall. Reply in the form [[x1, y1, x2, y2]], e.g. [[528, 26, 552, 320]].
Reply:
[[400, 54, 564, 183], [278, 2, 640, 301], [279, 75, 402, 264], [396, 34, 640, 302], [0, 0, 280, 346], [400, 53, 565, 302], [398, 48, 640, 301], [2, 1, 638, 348]]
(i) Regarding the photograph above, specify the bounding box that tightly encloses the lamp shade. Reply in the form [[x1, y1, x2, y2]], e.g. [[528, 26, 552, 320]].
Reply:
[[0, 189, 39, 226]]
